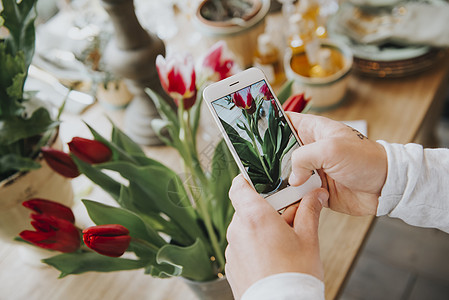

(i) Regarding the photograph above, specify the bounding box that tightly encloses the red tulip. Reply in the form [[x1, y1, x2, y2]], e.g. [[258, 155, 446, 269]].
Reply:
[[68, 137, 112, 164], [156, 53, 197, 110], [201, 41, 236, 81], [83, 224, 131, 257], [260, 82, 274, 101], [232, 87, 256, 114], [41, 147, 80, 178], [23, 198, 75, 223], [282, 93, 310, 113], [20, 214, 81, 253]]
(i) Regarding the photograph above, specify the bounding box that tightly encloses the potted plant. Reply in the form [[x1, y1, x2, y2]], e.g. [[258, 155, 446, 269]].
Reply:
[[193, 0, 271, 67], [0, 0, 73, 242]]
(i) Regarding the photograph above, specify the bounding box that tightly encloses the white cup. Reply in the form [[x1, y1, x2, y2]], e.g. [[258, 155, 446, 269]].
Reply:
[[284, 39, 353, 111]]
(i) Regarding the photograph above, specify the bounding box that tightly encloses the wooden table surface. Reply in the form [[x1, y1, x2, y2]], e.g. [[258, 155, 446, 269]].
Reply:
[[2, 9, 449, 300]]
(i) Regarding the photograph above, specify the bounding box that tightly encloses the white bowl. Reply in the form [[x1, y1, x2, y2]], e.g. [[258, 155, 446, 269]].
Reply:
[[284, 39, 353, 110]]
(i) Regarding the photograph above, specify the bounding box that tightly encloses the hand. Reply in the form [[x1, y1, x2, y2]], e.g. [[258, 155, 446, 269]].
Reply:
[[287, 112, 388, 216], [225, 175, 328, 299]]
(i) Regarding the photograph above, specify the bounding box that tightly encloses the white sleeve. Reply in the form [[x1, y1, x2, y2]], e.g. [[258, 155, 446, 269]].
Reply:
[[376, 141, 449, 233], [241, 273, 325, 300]]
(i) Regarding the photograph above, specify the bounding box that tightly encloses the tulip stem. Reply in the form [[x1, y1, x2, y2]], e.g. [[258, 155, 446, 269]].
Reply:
[[132, 238, 159, 253], [247, 115, 273, 183], [178, 104, 225, 272]]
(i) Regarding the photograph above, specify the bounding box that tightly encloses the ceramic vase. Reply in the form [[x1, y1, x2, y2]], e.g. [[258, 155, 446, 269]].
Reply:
[[0, 131, 74, 243], [183, 276, 234, 300], [193, 0, 271, 68]]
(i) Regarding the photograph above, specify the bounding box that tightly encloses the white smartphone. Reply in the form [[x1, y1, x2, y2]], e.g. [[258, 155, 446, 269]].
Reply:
[[203, 67, 321, 211]]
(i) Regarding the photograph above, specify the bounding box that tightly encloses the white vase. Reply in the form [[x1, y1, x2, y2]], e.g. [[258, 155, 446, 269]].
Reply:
[[0, 132, 74, 243], [183, 276, 234, 300]]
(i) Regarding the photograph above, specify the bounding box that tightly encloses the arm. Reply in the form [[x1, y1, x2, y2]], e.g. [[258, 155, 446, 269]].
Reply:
[[377, 141, 449, 232], [288, 112, 449, 232]]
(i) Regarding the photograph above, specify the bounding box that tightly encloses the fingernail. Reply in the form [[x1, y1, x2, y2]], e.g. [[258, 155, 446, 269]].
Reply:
[[317, 190, 329, 207]]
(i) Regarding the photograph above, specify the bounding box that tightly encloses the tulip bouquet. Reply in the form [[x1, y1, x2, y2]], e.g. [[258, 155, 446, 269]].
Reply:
[[19, 42, 244, 282]]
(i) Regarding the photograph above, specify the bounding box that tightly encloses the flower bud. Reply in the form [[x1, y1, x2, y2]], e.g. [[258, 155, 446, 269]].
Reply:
[[20, 214, 81, 253], [282, 93, 310, 113], [83, 224, 131, 257], [260, 82, 274, 101], [156, 53, 197, 110], [232, 87, 255, 114], [201, 41, 236, 81], [23, 198, 75, 223], [41, 147, 80, 178], [68, 137, 112, 164]]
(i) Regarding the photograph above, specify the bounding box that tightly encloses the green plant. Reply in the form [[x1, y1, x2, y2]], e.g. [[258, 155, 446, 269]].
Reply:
[[0, 0, 59, 181], [20, 44, 240, 282]]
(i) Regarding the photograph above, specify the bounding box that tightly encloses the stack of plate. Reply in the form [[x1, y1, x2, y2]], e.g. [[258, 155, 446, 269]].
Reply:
[[327, 1, 444, 78]]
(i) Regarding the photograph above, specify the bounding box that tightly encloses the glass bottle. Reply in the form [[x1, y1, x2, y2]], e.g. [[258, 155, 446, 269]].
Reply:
[[253, 33, 285, 85]]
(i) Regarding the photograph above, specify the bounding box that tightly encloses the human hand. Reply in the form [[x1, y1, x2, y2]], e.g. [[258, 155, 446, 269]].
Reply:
[[287, 112, 388, 216], [225, 175, 328, 299]]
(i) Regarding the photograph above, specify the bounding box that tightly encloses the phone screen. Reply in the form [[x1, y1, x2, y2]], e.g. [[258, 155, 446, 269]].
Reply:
[[211, 79, 299, 197]]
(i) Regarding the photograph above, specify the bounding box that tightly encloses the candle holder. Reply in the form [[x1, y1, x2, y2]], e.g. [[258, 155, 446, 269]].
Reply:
[[101, 0, 173, 145]]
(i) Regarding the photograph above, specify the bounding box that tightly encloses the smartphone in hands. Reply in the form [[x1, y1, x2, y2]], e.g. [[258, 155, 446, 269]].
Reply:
[[203, 67, 321, 211]]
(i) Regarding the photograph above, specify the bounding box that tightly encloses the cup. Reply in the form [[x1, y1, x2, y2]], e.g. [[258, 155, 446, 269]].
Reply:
[[284, 39, 353, 111]]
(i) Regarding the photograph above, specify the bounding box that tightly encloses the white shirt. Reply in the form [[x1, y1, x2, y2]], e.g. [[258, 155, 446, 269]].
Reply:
[[242, 141, 449, 300]]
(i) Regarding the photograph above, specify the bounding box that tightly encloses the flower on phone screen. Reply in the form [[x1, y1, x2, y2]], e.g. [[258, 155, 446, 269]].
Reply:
[[232, 87, 256, 114], [259, 82, 274, 101]]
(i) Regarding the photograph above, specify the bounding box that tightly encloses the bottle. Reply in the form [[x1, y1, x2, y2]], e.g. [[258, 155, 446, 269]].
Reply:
[[253, 33, 285, 85]]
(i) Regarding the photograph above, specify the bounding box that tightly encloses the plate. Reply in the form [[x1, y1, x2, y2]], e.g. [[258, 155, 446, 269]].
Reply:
[[327, 1, 444, 77]]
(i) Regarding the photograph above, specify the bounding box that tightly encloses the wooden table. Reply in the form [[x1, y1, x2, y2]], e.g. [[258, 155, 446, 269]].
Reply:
[[2, 11, 449, 300]]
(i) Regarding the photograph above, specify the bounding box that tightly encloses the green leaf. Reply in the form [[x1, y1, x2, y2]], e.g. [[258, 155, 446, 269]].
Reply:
[[157, 239, 215, 281], [219, 118, 263, 173], [190, 90, 203, 139], [111, 124, 146, 157], [150, 118, 175, 147], [84, 122, 136, 163], [97, 161, 206, 243], [146, 88, 179, 129], [72, 155, 121, 201], [0, 43, 26, 116], [0, 153, 40, 174], [209, 140, 237, 239], [118, 183, 193, 246], [0, 108, 59, 145], [277, 80, 294, 104], [1, 0, 37, 67], [82, 199, 167, 247], [43, 251, 149, 277]]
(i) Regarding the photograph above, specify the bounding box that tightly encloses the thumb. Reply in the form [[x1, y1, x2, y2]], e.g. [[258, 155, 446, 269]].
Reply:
[[293, 188, 328, 239], [229, 174, 272, 215], [289, 140, 329, 186]]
